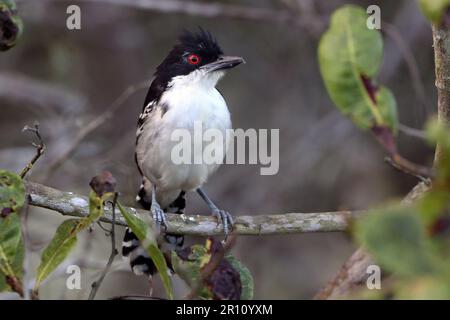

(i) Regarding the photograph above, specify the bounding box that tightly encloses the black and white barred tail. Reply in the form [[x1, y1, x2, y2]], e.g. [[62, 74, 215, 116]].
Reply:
[[121, 184, 186, 276]]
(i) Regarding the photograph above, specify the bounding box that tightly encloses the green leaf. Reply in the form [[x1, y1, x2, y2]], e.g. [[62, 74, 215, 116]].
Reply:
[[2, 0, 19, 10], [0, 271, 5, 292], [77, 190, 113, 229], [117, 202, 173, 299], [0, 213, 24, 293], [355, 205, 438, 276], [395, 276, 450, 299], [0, 170, 25, 294], [0, 0, 23, 51], [34, 179, 115, 292], [0, 169, 25, 216], [426, 119, 450, 178], [173, 242, 252, 300], [34, 219, 78, 290], [226, 255, 254, 300], [172, 244, 213, 299], [419, 0, 450, 23], [318, 5, 398, 133]]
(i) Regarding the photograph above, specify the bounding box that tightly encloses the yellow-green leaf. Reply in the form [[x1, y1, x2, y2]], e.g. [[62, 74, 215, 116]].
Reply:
[[117, 202, 173, 299], [0, 0, 23, 51], [0, 170, 25, 293], [34, 185, 114, 291], [77, 190, 113, 229], [419, 0, 450, 23], [34, 219, 78, 290], [0, 169, 25, 216], [0, 213, 24, 293], [172, 245, 213, 299], [395, 276, 450, 299]]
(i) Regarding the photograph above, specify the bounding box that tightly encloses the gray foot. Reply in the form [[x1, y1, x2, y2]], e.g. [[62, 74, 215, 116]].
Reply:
[[151, 202, 167, 229], [212, 209, 233, 235]]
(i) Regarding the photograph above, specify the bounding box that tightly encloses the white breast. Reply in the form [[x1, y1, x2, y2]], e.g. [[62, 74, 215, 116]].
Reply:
[[140, 73, 232, 195]]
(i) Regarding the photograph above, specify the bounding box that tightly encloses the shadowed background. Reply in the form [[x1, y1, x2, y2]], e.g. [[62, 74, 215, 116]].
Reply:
[[0, 0, 437, 299]]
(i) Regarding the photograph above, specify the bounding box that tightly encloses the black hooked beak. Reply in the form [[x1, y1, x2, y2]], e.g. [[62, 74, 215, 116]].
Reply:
[[202, 56, 245, 73]]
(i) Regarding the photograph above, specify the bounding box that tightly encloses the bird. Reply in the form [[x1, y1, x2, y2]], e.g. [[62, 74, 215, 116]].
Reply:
[[122, 28, 244, 277]]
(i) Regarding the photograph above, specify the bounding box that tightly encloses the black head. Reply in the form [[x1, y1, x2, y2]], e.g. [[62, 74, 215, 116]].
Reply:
[[155, 28, 243, 80], [156, 28, 222, 77], [143, 29, 244, 108]]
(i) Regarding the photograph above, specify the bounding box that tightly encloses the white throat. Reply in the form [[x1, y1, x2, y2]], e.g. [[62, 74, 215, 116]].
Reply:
[[168, 69, 225, 90]]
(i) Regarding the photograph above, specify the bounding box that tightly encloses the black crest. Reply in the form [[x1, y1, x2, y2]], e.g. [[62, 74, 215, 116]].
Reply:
[[142, 29, 224, 110], [177, 28, 223, 59]]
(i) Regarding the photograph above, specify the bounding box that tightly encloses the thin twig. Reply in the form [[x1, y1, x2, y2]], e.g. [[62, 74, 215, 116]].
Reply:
[[45, 81, 149, 174], [384, 156, 432, 184], [385, 153, 434, 182], [398, 123, 427, 140], [96, 221, 112, 234], [88, 192, 119, 300], [24, 180, 361, 236], [20, 122, 45, 179]]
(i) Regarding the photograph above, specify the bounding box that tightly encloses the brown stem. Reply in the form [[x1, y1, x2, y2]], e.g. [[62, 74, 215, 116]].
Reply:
[[5, 275, 24, 297], [385, 154, 434, 182], [88, 193, 118, 300], [432, 23, 450, 167], [19, 122, 45, 179]]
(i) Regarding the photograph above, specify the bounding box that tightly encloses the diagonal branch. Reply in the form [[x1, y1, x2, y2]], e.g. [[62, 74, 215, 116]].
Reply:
[[24, 180, 361, 236]]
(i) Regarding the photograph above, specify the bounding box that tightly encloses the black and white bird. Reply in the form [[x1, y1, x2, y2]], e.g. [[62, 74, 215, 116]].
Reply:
[[122, 29, 244, 276]]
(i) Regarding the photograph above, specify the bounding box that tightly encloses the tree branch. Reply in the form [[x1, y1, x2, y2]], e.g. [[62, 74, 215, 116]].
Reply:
[[24, 180, 361, 236], [432, 22, 450, 166]]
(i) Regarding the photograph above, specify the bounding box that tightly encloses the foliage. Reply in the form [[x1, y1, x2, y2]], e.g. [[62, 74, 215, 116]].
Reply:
[[172, 238, 253, 300], [355, 120, 450, 298], [318, 5, 398, 154], [34, 172, 117, 293], [0, 0, 23, 51], [0, 167, 253, 299], [117, 202, 173, 300], [0, 170, 25, 295], [319, 4, 450, 299], [419, 0, 450, 23]]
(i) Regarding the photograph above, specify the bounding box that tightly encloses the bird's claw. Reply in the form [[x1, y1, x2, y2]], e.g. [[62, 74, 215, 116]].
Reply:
[[151, 204, 167, 230], [212, 209, 233, 235]]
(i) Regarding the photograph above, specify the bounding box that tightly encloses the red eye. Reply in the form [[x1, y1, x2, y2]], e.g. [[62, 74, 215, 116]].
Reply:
[[187, 54, 201, 65]]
